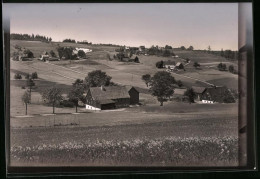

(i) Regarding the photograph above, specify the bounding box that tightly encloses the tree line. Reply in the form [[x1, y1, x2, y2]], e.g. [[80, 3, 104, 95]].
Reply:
[[11, 33, 52, 42]]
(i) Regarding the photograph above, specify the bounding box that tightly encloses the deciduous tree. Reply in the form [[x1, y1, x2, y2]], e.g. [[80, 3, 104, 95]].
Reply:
[[149, 71, 176, 106], [184, 88, 196, 104], [85, 70, 112, 89], [22, 91, 30, 115], [142, 74, 151, 87], [42, 87, 63, 114]]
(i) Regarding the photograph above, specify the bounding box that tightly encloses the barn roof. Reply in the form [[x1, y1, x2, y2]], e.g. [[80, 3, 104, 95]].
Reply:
[[89, 86, 130, 101], [125, 85, 139, 93], [192, 86, 206, 94], [176, 62, 183, 66], [164, 61, 176, 65], [98, 99, 115, 104]]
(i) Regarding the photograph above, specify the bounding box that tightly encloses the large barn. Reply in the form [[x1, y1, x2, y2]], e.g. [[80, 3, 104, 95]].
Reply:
[[85, 86, 139, 110]]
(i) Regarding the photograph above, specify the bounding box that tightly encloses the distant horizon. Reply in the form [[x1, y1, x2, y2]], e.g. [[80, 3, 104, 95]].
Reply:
[[4, 3, 238, 51], [10, 34, 238, 51]]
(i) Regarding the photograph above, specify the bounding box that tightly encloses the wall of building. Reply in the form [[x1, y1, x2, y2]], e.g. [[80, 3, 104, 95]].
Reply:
[[85, 104, 101, 110], [129, 89, 139, 104]]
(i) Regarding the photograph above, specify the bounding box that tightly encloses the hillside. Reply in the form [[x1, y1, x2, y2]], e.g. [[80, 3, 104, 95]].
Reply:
[[10, 40, 238, 91]]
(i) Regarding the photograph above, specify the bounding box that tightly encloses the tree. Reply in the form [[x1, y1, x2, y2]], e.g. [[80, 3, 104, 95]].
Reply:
[[180, 46, 186, 50], [165, 45, 173, 49], [49, 50, 56, 57], [163, 49, 172, 57], [208, 45, 211, 52], [24, 49, 34, 58], [149, 71, 176, 106], [193, 62, 200, 68], [68, 85, 85, 113], [42, 87, 63, 114], [222, 89, 236, 103], [22, 91, 30, 115], [25, 73, 30, 79], [31, 72, 38, 79], [220, 48, 224, 57], [188, 46, 194, 50], [142, 74, 151, 87], [78, 50, 86, 58], [134, 56, 140, 63], [184, 88, 196, 104], [26, 78, 35, 101], [229, 65, 235, 73], [218, 63, 227, 71], [177, 80, 183, 87], [73, 79, 84, 87], [49, 37, 52, 42], [156, 61, 164, 68], [14, 73, 22, 79], [85, 70, 112, 89]]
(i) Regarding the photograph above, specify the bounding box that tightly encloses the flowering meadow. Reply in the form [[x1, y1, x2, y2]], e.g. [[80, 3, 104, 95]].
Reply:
[[11, 135, 238, 166]]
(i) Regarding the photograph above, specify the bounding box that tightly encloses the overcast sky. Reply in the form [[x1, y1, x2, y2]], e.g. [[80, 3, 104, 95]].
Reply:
[[4, 3, 238, 50]]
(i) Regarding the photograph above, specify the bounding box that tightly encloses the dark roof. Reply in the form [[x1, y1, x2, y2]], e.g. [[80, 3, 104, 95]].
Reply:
[[201, 86, 227, 102], [192, 86, 206, 94], [176, 62, 183, 66], [164, 61, 176, 65], [98, 99, 115, 104], [89, 86, 130, 101]]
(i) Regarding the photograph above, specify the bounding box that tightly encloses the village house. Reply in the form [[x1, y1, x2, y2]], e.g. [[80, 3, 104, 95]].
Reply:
[[164, 61, 176, 70], [175, 62, 184, 69], [85, 85, 139, 110], [139, 46, 145, 52], [192, 86, 228, 103]]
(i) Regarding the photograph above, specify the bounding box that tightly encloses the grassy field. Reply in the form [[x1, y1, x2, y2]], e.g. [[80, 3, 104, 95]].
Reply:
[[10, 103, 238, 166], [9, 40, 239, 167]]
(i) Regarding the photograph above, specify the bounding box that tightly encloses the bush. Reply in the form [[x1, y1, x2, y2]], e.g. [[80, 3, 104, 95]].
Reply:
[[14, 73, 22, 79], [25, 74, 30, 79], [31, 72, 38, 79], [60, 100, 74, 108], [228, 65, 235, 73], [177, 80, 183, 87], [155, 61, 164, 68], [21, 86, 26, 89], [78, 50, 86, 58], [218, 63, 227, 71], [49, 50, 57, 57]]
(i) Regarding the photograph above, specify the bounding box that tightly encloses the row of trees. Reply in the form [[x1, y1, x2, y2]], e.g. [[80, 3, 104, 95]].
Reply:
[[11, 33, 52, 42], [147, 46, 175, 57], [180, 46, 194, 50], [220, 49, 238, 60], [63, 39, 76, 43], [217, 63, 236, 74]]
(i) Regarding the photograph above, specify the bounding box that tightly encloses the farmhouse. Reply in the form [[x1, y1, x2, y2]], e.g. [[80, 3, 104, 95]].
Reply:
[[85, 86, 139, 110], [139, 46, 145, 52], [164, 61, 176, 70], [175, 62, 184, 69], [193, 86, 228, 103]]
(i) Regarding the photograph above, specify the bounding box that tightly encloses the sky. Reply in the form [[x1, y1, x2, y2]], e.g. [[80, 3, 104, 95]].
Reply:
[[4, 3, 238, 50]]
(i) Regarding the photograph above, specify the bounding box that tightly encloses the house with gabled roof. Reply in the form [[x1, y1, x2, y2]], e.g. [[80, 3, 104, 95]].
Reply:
[[192, 86, 228, 103], [85, 85, 139, 110]]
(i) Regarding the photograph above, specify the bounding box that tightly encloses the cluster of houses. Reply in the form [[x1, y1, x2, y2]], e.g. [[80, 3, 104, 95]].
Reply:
[[83, 84, 231, 111], [39, 51, 60, 62], [73, 47, 92, 54], [164, 61, 184, 71]]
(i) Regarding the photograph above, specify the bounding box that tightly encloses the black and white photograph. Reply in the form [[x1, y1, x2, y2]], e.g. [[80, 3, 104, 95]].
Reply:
[[3, 2, 256, 170]]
